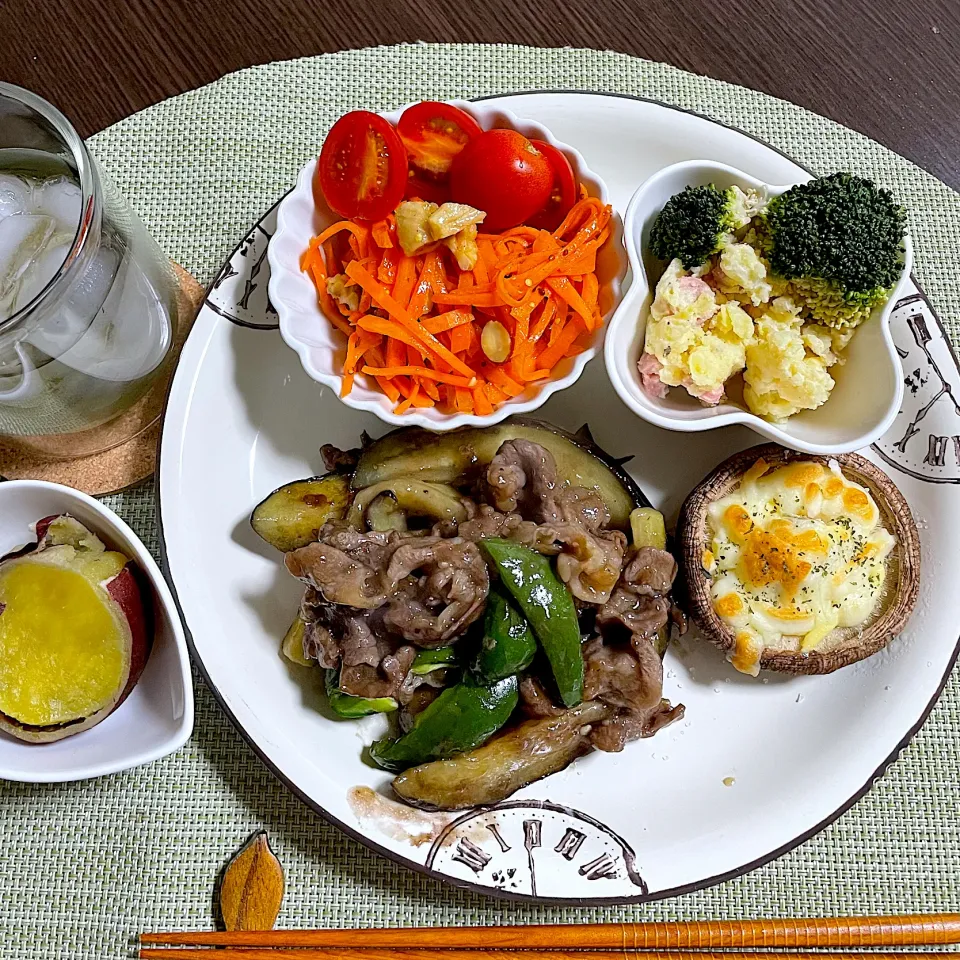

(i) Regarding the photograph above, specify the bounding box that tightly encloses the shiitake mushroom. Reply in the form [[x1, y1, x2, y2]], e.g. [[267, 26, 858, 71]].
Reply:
[[677, 443, 921, 675]]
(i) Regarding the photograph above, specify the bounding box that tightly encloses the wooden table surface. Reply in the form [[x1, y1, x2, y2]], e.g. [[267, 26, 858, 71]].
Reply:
[[4, 0, 960, 190]]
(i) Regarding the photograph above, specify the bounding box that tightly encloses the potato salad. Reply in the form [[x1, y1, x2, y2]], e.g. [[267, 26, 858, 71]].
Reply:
[[641, 212, 850, 419]]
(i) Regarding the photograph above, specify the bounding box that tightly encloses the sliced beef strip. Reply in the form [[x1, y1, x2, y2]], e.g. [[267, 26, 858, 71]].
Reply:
[[583, 635, 663, 715], [486, 439, 559, 520], [481, 439, 626, 603], [382, 537, 489, 646], [583, 606, 684, 754], [518, 675, 564, 719], [320, 442, 360, 474], [302, 620, 340, 669], [595, 546, 679, 642], [589, 700, 685, 752], [485, 438, 610, 529], [622, 547, 678, 596], [340, 642, 416, 700], [553, 524, 627, 605], [285, 528, 395, 609], [340, 616, 383, 668]]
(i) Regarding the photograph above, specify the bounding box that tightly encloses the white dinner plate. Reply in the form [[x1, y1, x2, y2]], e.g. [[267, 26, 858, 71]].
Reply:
[[159, 92, 960, 904]]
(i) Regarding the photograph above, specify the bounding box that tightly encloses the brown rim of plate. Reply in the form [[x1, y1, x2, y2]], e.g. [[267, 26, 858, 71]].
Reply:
[[677, 442, 922, 675]]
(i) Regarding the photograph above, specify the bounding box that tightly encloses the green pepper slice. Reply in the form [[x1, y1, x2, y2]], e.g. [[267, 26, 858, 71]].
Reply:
[[473, 584, 536, 682], [369, 675, 518, 772], [481, 538, 583, 707], [410, 646, 459, 676], [325, 669, 398, 719]]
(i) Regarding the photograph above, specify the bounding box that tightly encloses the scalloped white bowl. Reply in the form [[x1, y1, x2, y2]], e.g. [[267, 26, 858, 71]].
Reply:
[[604, 160, 912, 455], [268, 100, 627, 430]]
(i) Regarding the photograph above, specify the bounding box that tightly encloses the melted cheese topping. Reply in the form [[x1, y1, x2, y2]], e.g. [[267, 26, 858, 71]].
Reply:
[[706, 458, 895, 676]]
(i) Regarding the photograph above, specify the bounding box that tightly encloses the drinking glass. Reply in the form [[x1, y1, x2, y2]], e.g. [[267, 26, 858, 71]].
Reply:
[[0, 83, 179, 457]]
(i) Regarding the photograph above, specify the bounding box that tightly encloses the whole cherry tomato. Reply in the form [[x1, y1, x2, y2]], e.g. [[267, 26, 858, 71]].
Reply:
[[526, 140, 578, 231], [449, 129, 553, 231]]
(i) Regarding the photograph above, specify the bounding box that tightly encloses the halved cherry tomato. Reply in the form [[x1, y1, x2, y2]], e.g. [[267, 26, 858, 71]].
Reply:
[[526, 140, 578, 231], [317, 111, 408, 221], [397, 102, 483, 178], [449, 129, 553, 231]]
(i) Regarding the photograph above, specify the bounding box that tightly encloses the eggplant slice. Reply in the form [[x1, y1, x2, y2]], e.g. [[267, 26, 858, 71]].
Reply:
[[677, 443, 921, 675], [352, 418, 648, 529], [251, 474, 351, 552]]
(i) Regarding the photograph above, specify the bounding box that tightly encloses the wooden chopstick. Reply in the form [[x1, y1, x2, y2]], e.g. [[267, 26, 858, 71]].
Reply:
[[140, 915, 960, 950], [138, 952, 960, 960]]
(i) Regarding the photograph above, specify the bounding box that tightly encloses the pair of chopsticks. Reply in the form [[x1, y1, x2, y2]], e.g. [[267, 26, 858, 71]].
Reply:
[[139, 914, 960, 960]]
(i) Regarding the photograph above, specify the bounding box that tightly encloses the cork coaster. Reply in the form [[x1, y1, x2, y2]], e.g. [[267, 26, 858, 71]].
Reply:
[[0, 262, 205, 495]]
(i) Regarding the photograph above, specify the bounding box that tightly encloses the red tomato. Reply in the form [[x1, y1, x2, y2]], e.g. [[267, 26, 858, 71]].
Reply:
[[404, 172, 451, 206], [397, 102, 482, 178], [449, 129, 553, 231], [317, 111, 408, 221], [526, 140, 578, 231]]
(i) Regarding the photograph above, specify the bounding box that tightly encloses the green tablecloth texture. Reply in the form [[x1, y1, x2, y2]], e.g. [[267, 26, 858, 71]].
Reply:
[[2, 44, 959, 960]]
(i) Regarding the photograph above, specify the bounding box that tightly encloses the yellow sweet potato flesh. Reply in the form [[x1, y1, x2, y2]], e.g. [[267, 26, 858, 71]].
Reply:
[[0, 562, 128, 726]]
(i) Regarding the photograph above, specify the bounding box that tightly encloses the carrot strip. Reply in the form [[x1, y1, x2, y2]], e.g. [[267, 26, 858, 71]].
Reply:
[[529, 296, 558, 344], [555, 252, 596, 276], [394, 381, 420, 414], [455, 386, 474, 412], [392, 254, 418, 307], [473, 383, 494, 416], [363, 346, 402, 403], [422, 309, 473, 335], [538, 320, 582, 369], [420, 377, 441, 402], [340, 372, 354, 397], [448, 322, 474, 356], [361, 365, 476, 387], [314, 220, 370, 249], [345, 261, 476, 378], [386, 333, 406, 369], [433, 287, 503, 307], [487, 366, 525, 397], [377, 246, 401, 285], [546, 276, 595, 330], [409, 251, 443, 319], [306, 262, 352, 336], [581, 271, 599, 312], [371, 216, 395, 249], [355, 316, 425, 352], [484, 381, 508, 405]]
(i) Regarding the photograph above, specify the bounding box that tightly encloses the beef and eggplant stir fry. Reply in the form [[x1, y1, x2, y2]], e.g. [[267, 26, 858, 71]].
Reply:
[[252, 419, 685, 810]]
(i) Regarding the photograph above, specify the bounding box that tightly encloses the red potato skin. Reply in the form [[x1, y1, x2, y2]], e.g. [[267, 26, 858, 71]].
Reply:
[[0, 514, 153, 742], [106, 564, 151, 710], [34, 514, 59, 542]]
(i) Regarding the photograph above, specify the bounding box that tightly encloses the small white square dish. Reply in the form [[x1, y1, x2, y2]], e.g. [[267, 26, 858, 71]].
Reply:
[[0, 480, 193, 783], [604, 159, 913, 455]]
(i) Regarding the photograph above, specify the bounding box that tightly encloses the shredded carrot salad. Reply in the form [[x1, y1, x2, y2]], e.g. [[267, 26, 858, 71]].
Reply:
[[300, 196, 612, 415]]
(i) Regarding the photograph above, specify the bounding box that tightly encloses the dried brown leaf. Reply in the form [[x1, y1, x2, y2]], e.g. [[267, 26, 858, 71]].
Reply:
[[218, 830, 284, 931]]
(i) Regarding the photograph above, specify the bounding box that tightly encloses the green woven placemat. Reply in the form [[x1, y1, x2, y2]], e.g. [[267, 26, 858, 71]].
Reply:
[[3, 44, 960, 960]]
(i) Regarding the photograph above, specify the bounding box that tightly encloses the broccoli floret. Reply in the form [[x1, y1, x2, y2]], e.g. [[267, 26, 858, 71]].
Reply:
[[649, 184, 752, 270], [650, 183, 749, 270], [760, 173, 906, 329]]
